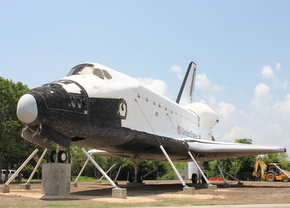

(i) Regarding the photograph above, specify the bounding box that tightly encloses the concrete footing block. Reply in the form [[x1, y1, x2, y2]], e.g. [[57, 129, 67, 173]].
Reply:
[[71, 182, 78, 188], [0, 185, 10, 193], [191, 183, 207, 188], [222, 183, 231, 188], [183, 186, 195, 195], [126, 182, 145, 187], [112, 187, 127, 199], [208, 184, 218, 190], [19, 184, 31, 190], [42, 163, 71, 196]]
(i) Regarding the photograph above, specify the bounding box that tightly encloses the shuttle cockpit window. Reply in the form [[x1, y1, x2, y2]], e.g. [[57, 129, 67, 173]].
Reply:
[[93, 68, 104, 79], [67, 64, 113, 80], [103, 70, 112, 79], [67, 64, 94, 76]]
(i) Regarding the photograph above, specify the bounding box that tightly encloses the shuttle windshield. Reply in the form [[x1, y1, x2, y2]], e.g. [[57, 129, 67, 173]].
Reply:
[[66, 64, 112, 80]]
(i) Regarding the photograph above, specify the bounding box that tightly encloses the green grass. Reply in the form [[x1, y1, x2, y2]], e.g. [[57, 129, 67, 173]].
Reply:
[[71, 176, 99, 182]]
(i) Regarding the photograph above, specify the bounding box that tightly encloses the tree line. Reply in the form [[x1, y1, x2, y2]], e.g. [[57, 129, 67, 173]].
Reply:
[[0, 77, 289, 183]]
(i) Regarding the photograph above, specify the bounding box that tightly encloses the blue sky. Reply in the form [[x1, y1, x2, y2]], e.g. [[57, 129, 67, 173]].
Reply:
[[1, 1, 290, 153]]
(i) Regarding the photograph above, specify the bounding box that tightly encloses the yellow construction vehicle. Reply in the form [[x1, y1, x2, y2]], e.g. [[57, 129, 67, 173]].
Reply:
[[252, 157, 290, 182]]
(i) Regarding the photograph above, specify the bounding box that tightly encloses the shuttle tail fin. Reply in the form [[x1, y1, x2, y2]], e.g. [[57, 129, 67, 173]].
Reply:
[[176, 62, 196, 106]]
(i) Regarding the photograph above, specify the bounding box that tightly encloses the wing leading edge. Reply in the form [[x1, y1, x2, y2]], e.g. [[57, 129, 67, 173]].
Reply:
[[187, 139, 286, 161]]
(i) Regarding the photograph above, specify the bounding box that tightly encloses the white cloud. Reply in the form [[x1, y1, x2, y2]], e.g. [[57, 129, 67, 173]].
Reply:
[[196, 73, 225, 92], [261, 66, 275, 80], [274, 62, 282, 71], [170, 65, 183, 80], [218, 101, 236, 121], [170, 65, 182, 73], [260, 65, 288, 90], [207, 63, 290, 151], [273, 93, 290, 120], [196, 73, 210, 90], [136, 77, 170, 97], [251, 83, 272, 112], [223, 126, 249, 142]]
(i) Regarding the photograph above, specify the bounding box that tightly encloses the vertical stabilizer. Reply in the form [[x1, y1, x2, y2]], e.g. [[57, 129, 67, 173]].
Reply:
[[176, 62, 196, 106]]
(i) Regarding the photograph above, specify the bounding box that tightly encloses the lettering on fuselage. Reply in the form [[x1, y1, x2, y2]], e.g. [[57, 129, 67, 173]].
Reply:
[[177, 126, 198, 139]]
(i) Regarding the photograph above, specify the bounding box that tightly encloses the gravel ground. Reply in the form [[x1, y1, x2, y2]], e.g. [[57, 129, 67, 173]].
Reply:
[[0, 180, 290, 207]]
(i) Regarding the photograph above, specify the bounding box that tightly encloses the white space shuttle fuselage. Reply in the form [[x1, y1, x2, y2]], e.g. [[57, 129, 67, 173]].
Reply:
[[16, 62, 285, 162]]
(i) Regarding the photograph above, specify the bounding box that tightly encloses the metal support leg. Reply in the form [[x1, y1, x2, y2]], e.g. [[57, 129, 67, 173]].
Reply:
[[81, 148, 118, 188], [217, 165, 227, 183], [97, 164, 116, 181], [5, 149, 39, 186], [114, 166, 122, 182], [217, 165, 243, 185], [26, 148, 48, 184], [217, 165, 231, 187], [131, 159, 141, 183], [143, 168, 158, 179], [188, 151, 211, 186], [160, 145, 187, 187], [73, 155, 91, 186]]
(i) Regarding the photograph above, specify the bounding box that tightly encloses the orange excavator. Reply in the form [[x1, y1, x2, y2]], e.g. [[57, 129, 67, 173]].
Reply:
[[252, 157, 290, 182]]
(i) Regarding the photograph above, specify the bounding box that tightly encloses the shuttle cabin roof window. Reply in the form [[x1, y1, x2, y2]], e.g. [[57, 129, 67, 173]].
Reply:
[[67, 64, 94, 76], [67, 64, 113, 80]]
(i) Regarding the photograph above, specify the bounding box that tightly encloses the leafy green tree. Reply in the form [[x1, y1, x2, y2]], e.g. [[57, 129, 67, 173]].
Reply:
[[261, 153, 290, 170], [0, 77, 32, 182], [204, 138, 256, 180]]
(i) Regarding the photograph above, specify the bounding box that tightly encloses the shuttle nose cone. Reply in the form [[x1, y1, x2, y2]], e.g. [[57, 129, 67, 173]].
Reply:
[[17, 94, 38, 124]]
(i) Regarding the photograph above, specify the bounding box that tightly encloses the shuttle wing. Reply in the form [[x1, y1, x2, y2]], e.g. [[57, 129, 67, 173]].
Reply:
[[187, 139, 286, 161], [88, 138, 285, 162]]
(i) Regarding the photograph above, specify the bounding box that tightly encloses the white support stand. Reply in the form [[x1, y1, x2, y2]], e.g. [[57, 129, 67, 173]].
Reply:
[[97, 164, 116, 182], [81, 148, 127, 198], [20, 148, 48, 190], [160, 145, 186, 187], [188, 151, 217, 190], [72, 154, 91, 188], [217, 165, 243, 187], [160, 145, 195, 194], [143, 167, 158, 179], [114, 165, 122, 182], [0, 149, 39, 193], [217, 165, 231, 188]]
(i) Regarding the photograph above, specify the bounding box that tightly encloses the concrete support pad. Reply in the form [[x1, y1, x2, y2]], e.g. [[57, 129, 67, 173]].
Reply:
[[183, 186, 195, 195], [0, 185, 10, 193], [112, 187, 127, 199], [207, 184, 218, 190], [42, 163, 71, 196], [126, 182, 145, 187], [71, 182, 78, 188], [191, 183, 208, 188], [222, 183, 231, 188], [19, 184, 31, 190]]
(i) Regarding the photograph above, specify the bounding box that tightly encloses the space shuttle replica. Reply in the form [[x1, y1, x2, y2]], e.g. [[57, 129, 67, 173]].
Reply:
[[16, 62, 285, 177]]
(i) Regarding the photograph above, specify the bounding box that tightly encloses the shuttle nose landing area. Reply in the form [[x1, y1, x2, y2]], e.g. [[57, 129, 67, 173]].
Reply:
[[17, 94, 38, 124]]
